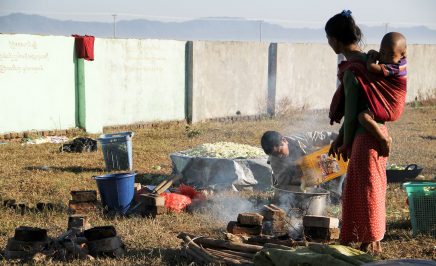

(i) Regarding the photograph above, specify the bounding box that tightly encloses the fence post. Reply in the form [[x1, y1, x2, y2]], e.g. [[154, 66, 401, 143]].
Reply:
[[267, 43, 278, 116]]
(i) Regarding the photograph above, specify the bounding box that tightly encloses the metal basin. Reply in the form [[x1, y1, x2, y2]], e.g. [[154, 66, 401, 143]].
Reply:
[[273, 186, 329, 216]]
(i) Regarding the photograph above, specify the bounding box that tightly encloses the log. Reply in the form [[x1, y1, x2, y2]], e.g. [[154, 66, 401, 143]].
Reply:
[[179, 234, 216, 264], [184, 247, 207, 264], [263, 243, 294, 251], [205, 248, 252, 264], [245, 235, 308, 247], [206, 248, 254, 259], [178, 233, 262, 253]]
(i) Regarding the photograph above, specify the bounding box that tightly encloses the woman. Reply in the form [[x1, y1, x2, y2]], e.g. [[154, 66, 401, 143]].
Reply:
[[325, 10, 388, 254]]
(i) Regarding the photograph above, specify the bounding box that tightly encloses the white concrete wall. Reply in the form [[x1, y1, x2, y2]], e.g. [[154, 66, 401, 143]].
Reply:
[[0, 34, 76, 133], [275, 43, 343, 110], [191, 41, 269, 122], [405, 44, 436, 101], [84, 38, 186, 133]]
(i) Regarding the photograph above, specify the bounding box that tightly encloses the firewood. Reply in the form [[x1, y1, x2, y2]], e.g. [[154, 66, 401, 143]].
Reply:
[[205, 248, 254, 259], [205, 248, 253, 264], [179, 234, 216, 263], [178, 233, 262, 253], [263, 243, 294, 251]]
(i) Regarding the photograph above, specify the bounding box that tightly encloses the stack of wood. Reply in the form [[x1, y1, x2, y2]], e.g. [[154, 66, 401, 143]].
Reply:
[[227, 213, 263, 236], [4, 226, 50, 260], [261, 204, 287, 236], [178, 232, 260, 265], [178, 232, 314, 265], [303, 215, 340, 242], [68, 190, 98, 214], [84, 226, 125, 258]]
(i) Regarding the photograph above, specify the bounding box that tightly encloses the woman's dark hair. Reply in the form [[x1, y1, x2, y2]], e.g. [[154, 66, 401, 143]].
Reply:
[[325, 10, 362, 45], [261, 131, 282, 155]]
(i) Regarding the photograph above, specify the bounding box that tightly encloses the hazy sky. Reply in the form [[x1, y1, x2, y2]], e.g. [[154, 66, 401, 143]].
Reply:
[[1, 0, 436, 29]]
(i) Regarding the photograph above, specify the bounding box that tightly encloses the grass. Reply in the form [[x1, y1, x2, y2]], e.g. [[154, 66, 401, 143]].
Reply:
[[0, 106, 435, 264]]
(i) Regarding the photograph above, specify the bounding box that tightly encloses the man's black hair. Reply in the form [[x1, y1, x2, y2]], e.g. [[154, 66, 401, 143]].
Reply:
[[261, 131, 282, 155]]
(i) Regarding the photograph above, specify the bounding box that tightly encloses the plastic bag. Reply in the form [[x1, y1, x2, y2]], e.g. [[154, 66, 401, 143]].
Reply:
[[177, 184, 206, 201], [163, 193, 192, 212]]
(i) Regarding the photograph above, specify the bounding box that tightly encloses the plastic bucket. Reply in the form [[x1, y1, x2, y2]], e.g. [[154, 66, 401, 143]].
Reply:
[[93, 172, 136, 215], [98, 132, 134, 171]]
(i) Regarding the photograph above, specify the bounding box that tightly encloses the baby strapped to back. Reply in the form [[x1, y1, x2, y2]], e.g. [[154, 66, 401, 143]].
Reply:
[[330, 31, 408, 157]]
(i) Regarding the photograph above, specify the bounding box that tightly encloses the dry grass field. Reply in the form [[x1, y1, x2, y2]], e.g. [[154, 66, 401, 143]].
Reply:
[[0, 106, 435, 265]]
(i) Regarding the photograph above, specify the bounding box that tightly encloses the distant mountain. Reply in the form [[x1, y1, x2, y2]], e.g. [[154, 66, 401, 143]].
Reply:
[[1, 13, 436, 44]]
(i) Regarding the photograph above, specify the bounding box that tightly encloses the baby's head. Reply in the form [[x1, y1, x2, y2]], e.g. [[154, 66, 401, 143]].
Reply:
[[379, 32, 407, 64]]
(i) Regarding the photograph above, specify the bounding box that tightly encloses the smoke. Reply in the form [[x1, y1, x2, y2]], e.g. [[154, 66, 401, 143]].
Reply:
[[204, 192, 262, 222]]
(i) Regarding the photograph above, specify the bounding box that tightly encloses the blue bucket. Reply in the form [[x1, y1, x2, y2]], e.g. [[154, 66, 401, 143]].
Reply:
[[93, 172, 136, 215]]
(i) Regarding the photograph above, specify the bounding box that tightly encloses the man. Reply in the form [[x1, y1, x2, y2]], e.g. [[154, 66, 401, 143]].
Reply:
[[261, 131, 343, 196]]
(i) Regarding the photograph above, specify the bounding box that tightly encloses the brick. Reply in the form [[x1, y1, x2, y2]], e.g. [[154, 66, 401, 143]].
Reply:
[[304, 226, 340, 241], [142, 205, 167, 217], [3, 199, 16, 207], [237, 213, 264, 226], [71, 190, 97, 202], [68, 200, 97, 214], [6, 238, 47, 252], [84, 226, 117, 241], [227, 221, 262, 236], [262, 220, 286, 236], [139, 193, 165, 206], [36, 202, 54, 211], [87, 236, 122, 254], [68, 215, 91, 230], [303, 215, 339, 229], [262, 204, 285, 221], [14, 226, 48, 242]]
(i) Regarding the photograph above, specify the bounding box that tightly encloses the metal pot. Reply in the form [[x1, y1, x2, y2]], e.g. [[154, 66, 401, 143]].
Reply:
[[273, 186, 329, 216]]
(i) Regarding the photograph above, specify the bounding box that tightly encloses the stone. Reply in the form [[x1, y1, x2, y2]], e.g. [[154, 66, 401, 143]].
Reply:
[[237, 212, 264, 226], [227, 221, 262, 236]]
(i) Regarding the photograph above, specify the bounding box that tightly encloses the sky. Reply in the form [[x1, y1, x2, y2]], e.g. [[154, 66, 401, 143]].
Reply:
[[1, 0, 436, 29]]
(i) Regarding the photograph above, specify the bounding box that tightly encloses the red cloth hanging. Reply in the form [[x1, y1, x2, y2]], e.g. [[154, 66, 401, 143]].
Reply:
[[72, 35, 95, 61]]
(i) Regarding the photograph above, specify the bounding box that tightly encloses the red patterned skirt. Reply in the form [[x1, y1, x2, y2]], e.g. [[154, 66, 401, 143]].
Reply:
[[341, 127, 388, 243]]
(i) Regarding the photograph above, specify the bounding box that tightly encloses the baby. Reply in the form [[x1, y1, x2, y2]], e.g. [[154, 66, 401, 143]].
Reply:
[[359, 32, 407, 157]]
